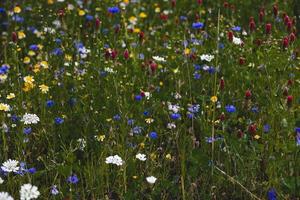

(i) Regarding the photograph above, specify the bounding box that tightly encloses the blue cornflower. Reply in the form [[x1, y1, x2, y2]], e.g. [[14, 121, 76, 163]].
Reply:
[[194, 64, 201, 70], [54, 117, 64, 125], [231, 26, 241, 32], [67, 174, 79, 184], [11, 114, 20, 122], [267, 188, 277, 200], [127, 119, 135, 126], [251, 106, 259, 113], [170, 113, 181, 120], [194, 72, 201, 80], [295, 127, 300, 133], [263, 124, 270, 133], [0, 65, 9, 74], [187, 113, 194, 119], [113, 114, 121, 121], [29, 44, 39, 51], [108, 7, 120, 14], [218, 43, 225, 49], [135, 95, 142, 101], [192, 22, 204, 29], [138, 53, 145, 60], [46, 100, 55, 108], [28, 167, 36, 174], [0, 8, 6, 13], [85, 15, 94, 21], [149, 131, 158, 139], [51, 48, 63, 56], [225, 105, 236, 113], [208, 66, 215, 74], [23, 127, 32, 135], [12, 15, 24, 23], [180, 16, 187, 21], [143, 111, 150, 116]]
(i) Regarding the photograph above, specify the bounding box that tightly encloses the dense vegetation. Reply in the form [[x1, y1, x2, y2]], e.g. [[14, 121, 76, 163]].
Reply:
[[0, 0, 299, 199]]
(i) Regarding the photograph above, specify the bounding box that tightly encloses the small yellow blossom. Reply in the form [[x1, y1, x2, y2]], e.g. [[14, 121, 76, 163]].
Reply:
[[23, 75, 35, 84], [210, 96, 218, 103], [78, 9, 85, 16], [95, 134, 105, 142], [6, 93, 15, 99], [14, 6, 21, 13], [23, 57, 30, 64], [254, 135, 261, 140], [155, 7, 160, 13], [132, 176, 138, 179], [150, 153, 156, 160], [139, 12, 147, 18], [129, 16, 137, 24], [133, 28, 141, 33], [166, 154, 172, 160], [28, 50, 36, 57], [145, 118, 154, 124], [140, 142, 145, 148], [33, 64, 41, 73], [39, 84, 49, 94], [47, 0, 54, 4], [0, 103, 10, 112], [184, 48, 190, 55], [18, 31, 26, 39], [40, 61, 49, 69]]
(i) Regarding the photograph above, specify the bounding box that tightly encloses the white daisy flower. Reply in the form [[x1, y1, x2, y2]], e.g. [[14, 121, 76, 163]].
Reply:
[[135, 153, 147, 161], [105, 155, 124, 166], [21, 113, 40, 125], [146, 176, 157, 184], [20, 183, 40, 200], [200, 54, 214, 62], [1, 159, 19, 173], [167, 122, 176, 129], [0, 192, 14, 200]]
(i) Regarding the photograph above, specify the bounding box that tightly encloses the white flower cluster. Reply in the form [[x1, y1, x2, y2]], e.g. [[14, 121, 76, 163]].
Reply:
[[0, 192, 14, 200], [135, 153, 147, 161], [146, 176, 157, 184], [105, 155, 124, 166], [233, 36, 243, 45], [200, 54, 214, 62], [168, 103, 180, 113], [21, 113, 40, 125], [1, 159, 19, 173], [20, 183, 40, 200], [152, 56, 166, 62]]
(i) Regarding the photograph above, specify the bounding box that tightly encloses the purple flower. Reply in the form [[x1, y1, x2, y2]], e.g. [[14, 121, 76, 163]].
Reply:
[[54, 117, 64, 125], [192, 22, 204, 29], [149, 131, 158, 139], [225, 105, 236, 113], [108, 7, 120, 14], [51, 185, 59, 195]]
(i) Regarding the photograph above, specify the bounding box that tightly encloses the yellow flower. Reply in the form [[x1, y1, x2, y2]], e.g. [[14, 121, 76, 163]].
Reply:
[[23, 75, 35, 84], [39, 84, 49, 94], [139, 12, 147, 18], [65, 54, 72, 61], [210, 96, 218, 103], [28, 50, 36, 57], [254, 135, 261, 140], [78, 9, 85, 16], [150, 153, 156, 160], [47, 0, 54, 4], [165, 154, 172, 160], [145, 118, 154, 124], [0, 103, 10, 112], [184, 48, 190, 55], [0, 74, 7, 81], [140, 142, 145, 148], [95, 134, 105, 142], [23, 57, 30, 64], [129, 16, 137, 24], [133, 28, 141, 33], [159, 81, 163, 86], [123, 0, 129, 3], [18, 31, 26, 39], [33, 64, 41, 73], [132, 176, 138, 179], [155, 7, 160, 13], [40, 61, 49, 69], [14, 6, 21, 13], [6, 93, 15, 99]]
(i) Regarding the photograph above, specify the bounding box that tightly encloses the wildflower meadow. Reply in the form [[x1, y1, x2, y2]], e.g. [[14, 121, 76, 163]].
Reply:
[[0, 0, 299, 199]]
